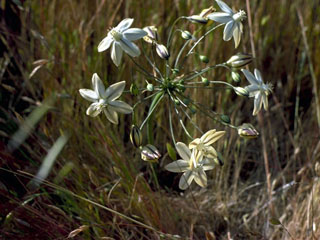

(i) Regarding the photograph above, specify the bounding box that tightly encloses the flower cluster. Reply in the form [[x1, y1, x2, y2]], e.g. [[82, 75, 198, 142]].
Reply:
[[78, 0, 274, 191]]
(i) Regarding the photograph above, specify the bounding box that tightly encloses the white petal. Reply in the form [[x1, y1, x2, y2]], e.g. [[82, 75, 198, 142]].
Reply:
[[92, 73, 106, 98], [207, 12, 232, 23], [254, 69, 263, 83], [86, 103, 102, 117], [223, 20, 235, 41], [165, 160, 190, 173], [204, 146, 218, 159], [233, 22, 241, 48], [216, 0, 234, 14], [123, 28, 147, 41], [109, 101, 133, 114], [194, 169, 207, 187], [175, 142, 191, 161], [201, 130, 225, 146], [98, 35, 113, 52], [262, 94, 269, 110], [189, 138, 200, 149], [105, 81, 126, 101], [201, 158, 216, 171], [253, 93, 262, 116], [111, 42, 123, 67], [241, 69, 260, 85], [79, 89, 98, 102], [119, 38, 140, 57], [246, 84, 260, 94], [179, 170, 194, 190], [116, 18, 134, 32], [103, 107, 118, 124]]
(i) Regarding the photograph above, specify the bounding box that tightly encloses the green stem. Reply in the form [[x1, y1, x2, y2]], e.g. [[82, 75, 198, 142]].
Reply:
[[174, 39, 191, 69], [167, 16, 185, 49]]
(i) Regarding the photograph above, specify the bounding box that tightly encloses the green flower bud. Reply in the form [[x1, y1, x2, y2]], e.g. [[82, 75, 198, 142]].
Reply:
[[234, 87, 249, 97], [231, 71, 241, 82], [220, 114, 231, 124], [130, 83, 139, 96], [226, 53, 252, 68], [214, 152, 224, 166], [186, 15, 208, 24], [156, 43, 170, 60], [199, 55, 209, 63], [183, 98, 190, 105], [177, 83, 186, 92], [201, 77, 209, 86], [237, 123, 259, 139], [174, 99, 180, 105], [141, 144, 161, 162], [181, 30, 193, 40], [190, 106, 197, 114], [147, 83, 154, 91], [130, 125, 143, 148]]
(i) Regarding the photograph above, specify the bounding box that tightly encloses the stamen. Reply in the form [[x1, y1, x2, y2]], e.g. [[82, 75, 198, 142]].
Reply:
[[110, 28, 122, 41]]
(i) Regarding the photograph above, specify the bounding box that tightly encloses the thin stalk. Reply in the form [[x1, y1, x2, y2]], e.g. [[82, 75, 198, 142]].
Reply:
[[179, 105, 203, 135], [168, 102, 176, 145], [167, 16, 185, 49], [140, 92, 164, 131], [183, 64, 226, 81], [174, 40, 191, 69], [173, 104, 193, 140], [142, 43, 164, 80]]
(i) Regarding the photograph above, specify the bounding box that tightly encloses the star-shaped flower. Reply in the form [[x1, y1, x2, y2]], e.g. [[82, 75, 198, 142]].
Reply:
[[165, 142, 215, 190], [189, 129, 225, 160], [79, 73, 132, 124], [242, 69, 273, 116], [98, 18, 147, 66], [207, 0, 246, 48]]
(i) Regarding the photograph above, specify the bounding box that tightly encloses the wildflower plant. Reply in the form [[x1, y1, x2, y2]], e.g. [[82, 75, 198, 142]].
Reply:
[[79, 0, 273, 190]]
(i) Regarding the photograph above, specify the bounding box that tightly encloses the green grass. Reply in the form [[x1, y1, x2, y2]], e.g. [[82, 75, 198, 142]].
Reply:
[[0, 0, 320, 239]]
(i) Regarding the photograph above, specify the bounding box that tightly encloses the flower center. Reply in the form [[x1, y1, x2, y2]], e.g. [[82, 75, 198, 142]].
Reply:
[[110, 29, 122, 41], [196, 143, 205, 152], [97, 99, 107, 111], [233, 10, 246, 22]]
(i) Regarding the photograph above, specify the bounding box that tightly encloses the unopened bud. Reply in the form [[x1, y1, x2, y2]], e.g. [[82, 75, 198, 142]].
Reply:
[[130, 125, 143, 148], [237, 123, 259, 139], [186, 15, 208, 24], [220, 114, 230, 124], [201, 77, 209, 86], [141, 144, 161, 162], [199, 55, 209, 63], [143, 26, 158, 44], [147, 83, 154, 91], [234, 87, 249, 97], [181, 30, 193, 40], [226, 53, 252, 68], [156, 44, 170, 60], [199, 6, 216, 19], [130, 83, 139, 96], [231, 71, 241, 82]]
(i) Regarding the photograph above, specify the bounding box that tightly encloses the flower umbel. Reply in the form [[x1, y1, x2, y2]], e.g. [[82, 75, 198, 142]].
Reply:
[[79, 73, 133, 124], [98, 18, 147, 66], [242, 69, 272, 116], [207, 0, 246, 48], [165, 142, 216, 190]]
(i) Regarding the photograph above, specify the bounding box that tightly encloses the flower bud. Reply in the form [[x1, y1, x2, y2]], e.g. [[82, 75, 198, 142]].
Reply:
[[237, 123, 259, 139], [234, 87, 249, 97], [220, 114, 230, 124], [199, 55, 209, 63], [186, 15, 208, 24], [201, 77, 209, 86], [130, 83, 139, 96], [130, 125, 143, 148], [156, 44, 170, 60], [147, 83, 154, 91], [231, 71, 241, 82], [199, 6, 216, 19], [143, 26, 158, 44], [226, 53, 252, 68], [141, 144, 161, 162], [181, 30, 195, 41]]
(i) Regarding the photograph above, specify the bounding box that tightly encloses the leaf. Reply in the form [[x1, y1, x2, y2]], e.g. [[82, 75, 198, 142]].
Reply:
[[166, 143, 176, 161], [269, 218, 281, 225]]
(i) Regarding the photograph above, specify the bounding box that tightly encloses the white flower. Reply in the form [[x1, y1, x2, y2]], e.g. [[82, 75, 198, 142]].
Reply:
[[98, 18, 147, 66], [79, 73, 132, 124], [207, 0, 246, 48], [189, 129, 225, 160], [241, 69, 273, 116], [165, 142, 215, 190]]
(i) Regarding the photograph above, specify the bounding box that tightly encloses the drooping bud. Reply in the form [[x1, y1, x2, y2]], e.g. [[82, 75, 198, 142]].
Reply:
[[143, 26, 158, 44], [181, 30, 192, 40], [130, 125, 143, 148], [130, 83, 139, 96], [201, 77, 209, 86], [141, 144, 161, 162], [186, 15, 208, 24], [147, 83, 154, 91], [237, 123, 259, 139], [220, 114, 231, 124], [156, 44, 170, 60], [199, 55, 209, 63], [234, 87, 249, 97], [226, 53, 252, 68], [231, 71, 241, 82]]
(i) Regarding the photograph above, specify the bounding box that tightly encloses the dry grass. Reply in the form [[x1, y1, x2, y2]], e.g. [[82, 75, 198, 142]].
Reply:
[[0, 0, 319, 239]]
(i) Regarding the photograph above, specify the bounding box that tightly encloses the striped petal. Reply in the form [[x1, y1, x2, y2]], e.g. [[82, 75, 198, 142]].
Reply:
[[79, 89, 98, 102], [242, 69, 260, 85], [207, 12, 232, 23], [254, 69, 263, 83], [119, 37, 140, 57], [105, 81, 126, 101], [111, 42, 123, 67], [179, 170, 194, 190], [216, 0, 234, 14], [92, 73, 106, 98], [86, 103, 102, 117], [116, 18, 134, 32], [104, 107, 118, 124], [175, 142, 191, 162], [123, 28, 147, 41], [98, 35, 113, 52], [194, 169, 207, 188], [109, 100, 133, 114], [253, 93, 263, 116], [165, 160, 190, 173], [223, 20, 235, 41]]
